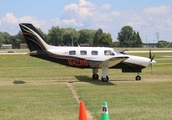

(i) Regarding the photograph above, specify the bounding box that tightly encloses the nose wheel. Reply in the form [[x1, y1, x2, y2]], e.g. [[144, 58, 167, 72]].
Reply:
[[135, 75, 141, 81]]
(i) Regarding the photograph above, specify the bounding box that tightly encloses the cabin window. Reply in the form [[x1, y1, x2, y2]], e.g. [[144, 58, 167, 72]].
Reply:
[[69, 50, 76, 55], [104, 50, 114, 56], [80, 50, 87, 55], [91, 51, 98, 55]]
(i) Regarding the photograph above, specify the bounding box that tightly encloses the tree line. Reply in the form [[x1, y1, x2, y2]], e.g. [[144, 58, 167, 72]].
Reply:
[[2, 25, 164, 49]]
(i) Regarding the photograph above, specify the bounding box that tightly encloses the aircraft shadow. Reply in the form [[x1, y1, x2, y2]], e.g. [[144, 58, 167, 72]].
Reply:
[[13, 80, 26, 84], [110, 79, 135, 82], [75, 76, 115, 85]]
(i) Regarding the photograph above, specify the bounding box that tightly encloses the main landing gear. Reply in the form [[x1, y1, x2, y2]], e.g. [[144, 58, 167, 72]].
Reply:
[[92, 74, 109, 82], [101, 76, 109, 82], [92, 69, 142, 81], [92, 68, 109, 82]]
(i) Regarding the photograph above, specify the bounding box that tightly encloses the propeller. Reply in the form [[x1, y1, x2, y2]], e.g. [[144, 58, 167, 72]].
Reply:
[[148, 49, 155, 74], [120, 49, 129, 54]]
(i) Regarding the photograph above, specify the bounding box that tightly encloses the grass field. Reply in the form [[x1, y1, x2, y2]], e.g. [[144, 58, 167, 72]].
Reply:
[[0, 49, 172, 120]]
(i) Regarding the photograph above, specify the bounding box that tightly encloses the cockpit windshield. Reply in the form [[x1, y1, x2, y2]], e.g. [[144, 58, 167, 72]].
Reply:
[[104, 50, 115, 56], [113, 49, 122, 55]]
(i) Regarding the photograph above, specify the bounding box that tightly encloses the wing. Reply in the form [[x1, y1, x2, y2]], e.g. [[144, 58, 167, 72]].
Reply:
[[90, 56, 129, 68]]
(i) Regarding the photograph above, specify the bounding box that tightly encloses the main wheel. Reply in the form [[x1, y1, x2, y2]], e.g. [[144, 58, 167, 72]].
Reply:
[[135, 75, 141, 81], [92, 74, 99, 80], [101, 76, 109, 82]]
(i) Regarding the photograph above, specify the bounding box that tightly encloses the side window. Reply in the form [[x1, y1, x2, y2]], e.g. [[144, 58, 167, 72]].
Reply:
[[80, 50, 87, 55], [69, 50, 76, 55], [91, 51, 98, 55], [104, 50, 114, 56]]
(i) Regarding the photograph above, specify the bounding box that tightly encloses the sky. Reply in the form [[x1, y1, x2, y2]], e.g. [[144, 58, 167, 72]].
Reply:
[[1, 0, 172, 43]]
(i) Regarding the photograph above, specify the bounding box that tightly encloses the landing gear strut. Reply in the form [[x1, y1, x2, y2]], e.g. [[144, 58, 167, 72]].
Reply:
[[101, 67, 109, 82], [92, 69, 99, 80]]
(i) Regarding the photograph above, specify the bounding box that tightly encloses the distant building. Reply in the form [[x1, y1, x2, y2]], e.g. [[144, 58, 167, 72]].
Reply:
[[80, 43, 90, 47], [143, 43, 157, 48], [20, 44, 28, 49], [1, 44, 12, 49]]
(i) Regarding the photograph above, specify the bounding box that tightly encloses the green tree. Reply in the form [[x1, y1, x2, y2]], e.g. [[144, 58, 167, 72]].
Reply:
[[157, 40, 170, 48], [48, 26, 63, 45], [10, 36, 20, 49], [93, 28, 103, 46], [15, 31, 25, 43], [117, 26, 134, 47], [78, 29, 96, 45], [117, 26, 143, 47], [100, 33, 113, 47], [136, 32, 143, 47], [0, 36, 4, 47], [0, 32, 11, 44], [62, 28, 79, 46], [37, 28, 48, 43]]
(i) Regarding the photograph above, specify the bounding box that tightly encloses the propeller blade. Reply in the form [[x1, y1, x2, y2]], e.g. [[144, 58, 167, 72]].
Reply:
[[148, 49, 155, 74], [149, 49, 152, 59], [151, 54, 155, 62], [150, 63, 153, 74]]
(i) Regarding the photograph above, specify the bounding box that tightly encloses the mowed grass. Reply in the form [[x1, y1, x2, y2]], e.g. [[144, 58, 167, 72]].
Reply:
[[75, 82, 172, 120], [0, 51, 172, 120], [0, 83, 78, 120]]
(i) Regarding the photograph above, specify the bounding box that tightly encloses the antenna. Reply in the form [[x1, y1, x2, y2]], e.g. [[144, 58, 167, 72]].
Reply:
[[75, 41, 80, 47], [61, 42, 65, 46], [156, 32, 160, 43]]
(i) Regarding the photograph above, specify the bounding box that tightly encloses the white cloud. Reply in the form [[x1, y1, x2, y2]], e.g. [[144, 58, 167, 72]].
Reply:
[[61, 18, 83, 27], [79, 0, 91, 6], [1, 13, 18, 25], [167, 18, 172, 26], [1, 1, 172, 42], [143, 6, 170, 15], [64, 4, 78, 11], [78, 7, 94, 18], [101, 4, 111, 10], [62, 0, 95, 26], [110, 11, 121, 17], [63, 1, 94, 18]]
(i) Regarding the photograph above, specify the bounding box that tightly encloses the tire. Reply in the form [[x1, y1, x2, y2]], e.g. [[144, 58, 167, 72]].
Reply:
[[135, 75, 141, 81], [92, 74, 99, 80], [101, 76, 109, 82]]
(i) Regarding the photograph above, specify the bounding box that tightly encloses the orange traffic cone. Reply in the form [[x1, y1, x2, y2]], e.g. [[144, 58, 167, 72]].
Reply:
[[78, 101, 88, 120]]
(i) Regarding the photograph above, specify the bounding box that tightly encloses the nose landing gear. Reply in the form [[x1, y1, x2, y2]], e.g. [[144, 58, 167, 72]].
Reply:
[[135, 75, 141, 81]]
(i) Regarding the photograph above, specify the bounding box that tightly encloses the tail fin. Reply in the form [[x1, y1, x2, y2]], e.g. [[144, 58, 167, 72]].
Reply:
[[19, 23, 48, 52]]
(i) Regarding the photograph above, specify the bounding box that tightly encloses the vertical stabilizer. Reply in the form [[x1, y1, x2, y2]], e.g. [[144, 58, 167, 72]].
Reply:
[[19, 23, 49, 52]]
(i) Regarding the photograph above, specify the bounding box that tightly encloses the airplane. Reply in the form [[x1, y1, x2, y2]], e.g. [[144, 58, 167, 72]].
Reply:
[[19, 23, 156, 82]]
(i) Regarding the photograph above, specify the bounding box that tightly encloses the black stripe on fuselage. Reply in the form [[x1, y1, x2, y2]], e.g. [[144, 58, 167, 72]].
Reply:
[[110, 62, 145, 69]]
